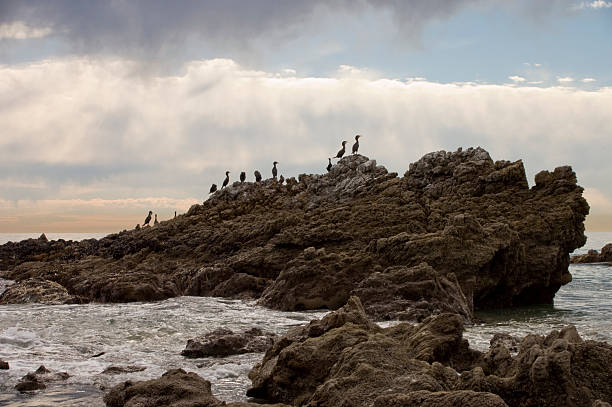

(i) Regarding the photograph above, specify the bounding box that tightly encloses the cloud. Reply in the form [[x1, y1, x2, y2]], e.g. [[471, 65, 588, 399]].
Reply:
[[574, 0, 612, 8], [582, 78, 597, 83], [1, 57, 612, 231], [528, 81, 544, 84], [509, 75, 526, 83], [0, 21, 52, 40], [557, 76, 575, 83]]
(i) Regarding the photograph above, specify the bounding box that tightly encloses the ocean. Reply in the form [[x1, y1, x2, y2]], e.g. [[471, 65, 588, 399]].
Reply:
[[0, 232, 610, 406]]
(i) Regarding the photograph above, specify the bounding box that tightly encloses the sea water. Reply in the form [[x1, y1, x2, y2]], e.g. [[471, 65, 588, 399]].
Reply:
[[0, 232, 610, 406]]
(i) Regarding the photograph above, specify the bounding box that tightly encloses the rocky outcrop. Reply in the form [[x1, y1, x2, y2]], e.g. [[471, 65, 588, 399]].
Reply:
[[182, 327, 275, 358], [101, 365, 147, 375], [0, 278, 77, 305], [571, 243, 612, 263], [103, 368, 289, 407], [0, 148, 589, 322], [245, 296, 612, 407], [0, 359, 8, 369], [14, 365, 70, 392]]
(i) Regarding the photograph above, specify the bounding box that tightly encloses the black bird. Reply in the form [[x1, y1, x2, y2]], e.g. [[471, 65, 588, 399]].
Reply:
[[272, 161, 278, 178], [240, 171, 246, 183], [154, 214, 159, 226], [143, 210, 152, 226], [254, 170, 262, 182], [174, 211, 177, 218], [352, 135, 361, 154], [209, 184, 217, 194], [335, 141, 348, 159], [222, 171, 230, 189], [279, 174, 284, 184], [327, 158, 332, 172]]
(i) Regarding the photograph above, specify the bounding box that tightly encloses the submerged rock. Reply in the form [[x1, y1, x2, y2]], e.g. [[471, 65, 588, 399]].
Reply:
[[571, 243, 612, 263], [1, 148, 589, 322], [0, 278, 76, 305], [246, 296, 612, 407], [14, 365, 69, 393], [101, 365, 147, 375], [182, 327, 275, 358], [0, 359, 8, 369]]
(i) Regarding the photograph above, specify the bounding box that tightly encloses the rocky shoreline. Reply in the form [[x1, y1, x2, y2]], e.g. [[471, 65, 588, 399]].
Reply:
[[0, 147, 589, 324], [571, 243, 612, 264]]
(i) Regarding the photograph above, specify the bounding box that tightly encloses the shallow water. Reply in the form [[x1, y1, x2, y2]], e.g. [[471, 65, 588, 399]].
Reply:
[[0, 232, 610, 406]]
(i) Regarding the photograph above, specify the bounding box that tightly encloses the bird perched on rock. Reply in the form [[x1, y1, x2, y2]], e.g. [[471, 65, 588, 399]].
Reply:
[[222, 171, 230, 189], [327, 158, 332, 172], [154, 214, 159, 226], [143, 210, 152, 226], [209, 184, 217, 194], [279, 174, 284, 184], [254, 170, 262, 182], [272, 161, 278, 178], [335, 141, 347, 159], [240, 171, 246, 183], [352, 135, 361, 154]]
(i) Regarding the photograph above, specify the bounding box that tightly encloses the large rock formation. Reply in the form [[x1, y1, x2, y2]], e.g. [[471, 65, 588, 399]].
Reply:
[[0, 148, 589, 321], [571, 243, 612, 263], [246, 297, 612, 407]]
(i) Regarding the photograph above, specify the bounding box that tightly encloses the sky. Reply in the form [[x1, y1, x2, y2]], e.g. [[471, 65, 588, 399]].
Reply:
[[0, 0, 611, 232]]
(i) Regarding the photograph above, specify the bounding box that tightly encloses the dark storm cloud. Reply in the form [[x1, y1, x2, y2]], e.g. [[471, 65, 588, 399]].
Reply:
[[0, 0, 495, 60]]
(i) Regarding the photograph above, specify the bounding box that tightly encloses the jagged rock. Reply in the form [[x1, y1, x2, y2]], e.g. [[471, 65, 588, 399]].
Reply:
[[0, 359, 8, 369], [101, 365, 147, 375], [571, 243, 612, 263], [14, 365, 69, 393], [1, 148, 588, 323], [245, 297, 612, 407], [0, 278, 76, 305], [181, 327, 275, 358], [103, 368, 290, 407]]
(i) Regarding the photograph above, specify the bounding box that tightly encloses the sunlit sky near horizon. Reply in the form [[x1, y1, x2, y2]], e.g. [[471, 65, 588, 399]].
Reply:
[[1, 0, 611, 232]]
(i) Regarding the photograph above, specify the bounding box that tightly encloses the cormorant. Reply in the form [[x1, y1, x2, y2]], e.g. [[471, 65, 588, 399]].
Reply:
[[279, 174, 284, 184], [174, 211, 177, 218], [154, 214, 159, 226], [254, 170, 262, 182], [327, 158, 332, 172], [143, 210, 152, 226], [222, 171, 230, 189], [352, 135, 361, 154], [335, 141, 347, 159], [240, 171, 246, 183], [272, 161, 278, 178], [209, 184, 217, 194]]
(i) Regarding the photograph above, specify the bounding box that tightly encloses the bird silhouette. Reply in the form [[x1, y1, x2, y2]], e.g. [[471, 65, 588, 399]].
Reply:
[[254, 170, 262, 182], [222, 171, 230, 189], [272, 161, 278, 178], [335, 141, 347, 159], [327, 158, 332, 172], [240, 171, 246, 183], [209, 184, 217, 194], [352, 135, 361, 154], [143, 210, 152, 226]]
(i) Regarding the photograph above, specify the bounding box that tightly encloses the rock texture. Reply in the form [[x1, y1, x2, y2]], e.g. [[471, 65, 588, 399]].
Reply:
[[14, 365, 70, 392], [0, 359, 8, 369], [571, 243, 612, 263], [246, 296, 612, 407], [182, 328, 275, 358], [0, 278, 78, 305], [103, 368, 289, 407], [0, 148, 589, 321]]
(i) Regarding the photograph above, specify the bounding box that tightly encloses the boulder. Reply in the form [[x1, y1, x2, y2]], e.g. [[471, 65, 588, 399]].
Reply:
[[14, 365, 69, 393], [181, 327, 275, 358], [0, 359, 8, 369], [101, 365, 147, 375], [0, 278, 76, 305]]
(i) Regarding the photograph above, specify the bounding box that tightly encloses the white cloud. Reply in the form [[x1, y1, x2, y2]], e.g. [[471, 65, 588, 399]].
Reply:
[[1, 57, 612, 230], [509, 75, 526, 83], [528, 81, 544, 85], [582, 78, 597, 83], [557, 76, 575, 83], [0, 21, 52, 40], [574, 1, 612, 9]]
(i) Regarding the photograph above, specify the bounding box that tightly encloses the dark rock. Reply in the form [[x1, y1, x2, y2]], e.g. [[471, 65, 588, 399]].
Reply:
[[103, 368, 290, 407], [0, 359, 8, 369], [182, 327, 275, 358], [571, 243, 612, 263], [101, 365, 147, 375], [246, 296, 612, 407], [0, 148, 589, 323], [14, 365, 69, 393], [0, 278, 76, 305]]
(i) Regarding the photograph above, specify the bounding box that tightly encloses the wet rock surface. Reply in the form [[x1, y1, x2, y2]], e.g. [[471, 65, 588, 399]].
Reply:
[[101, 365, 147, 375], [245, 297, 612, 407], [14, 365, 70, 393], [0, 148, 589, 322], [182, 327, 275, 358], [103, 368, 289, 407], [0, 359, 8, 369], [0, 278, 77, 305], [571, 243, 612, 263]]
